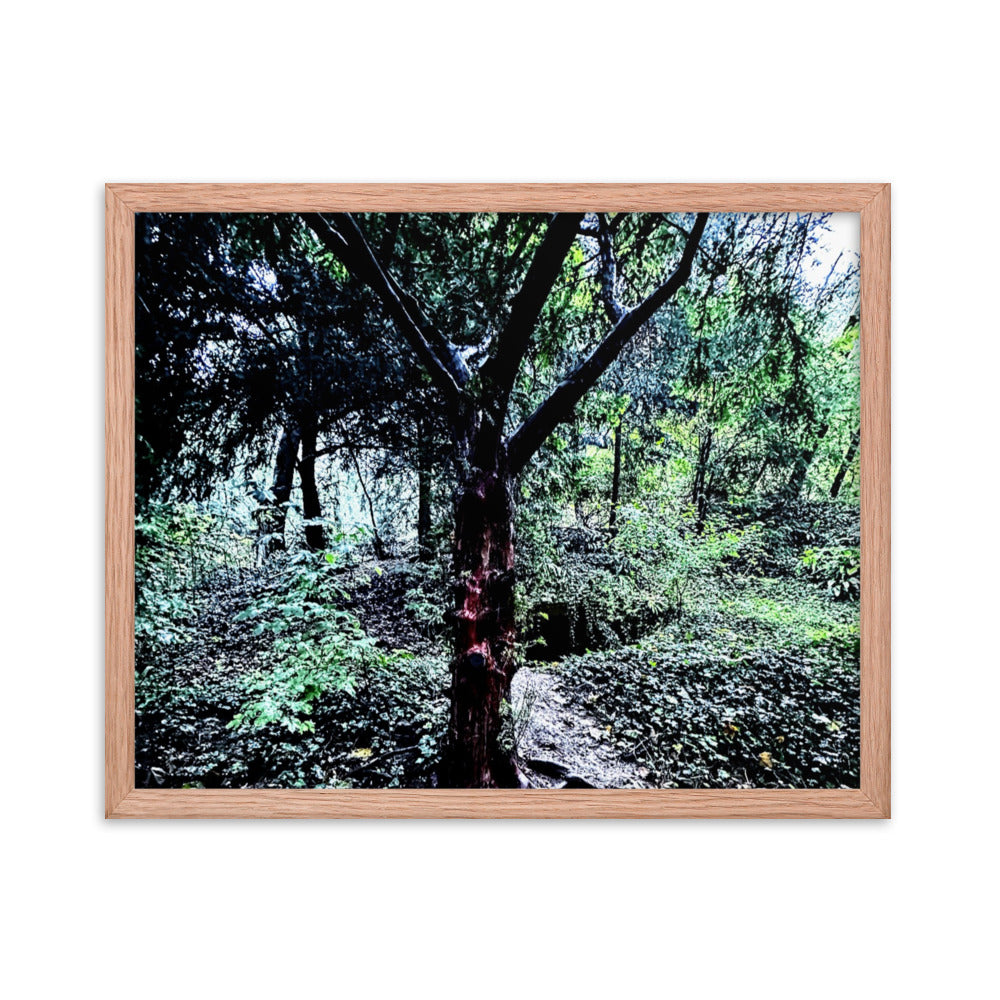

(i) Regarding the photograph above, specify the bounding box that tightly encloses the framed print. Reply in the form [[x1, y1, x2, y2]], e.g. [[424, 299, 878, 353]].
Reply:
[[106, 183, 890, 817]]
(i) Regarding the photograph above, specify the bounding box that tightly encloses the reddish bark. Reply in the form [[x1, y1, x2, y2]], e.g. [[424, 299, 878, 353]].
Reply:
[[445, 455, 518, 788]]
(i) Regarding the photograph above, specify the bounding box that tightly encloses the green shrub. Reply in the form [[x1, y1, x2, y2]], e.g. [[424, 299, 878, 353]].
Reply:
[[800, 545, 860, 600], [228, 551, 367, 733], [134, 501, 209, 664]]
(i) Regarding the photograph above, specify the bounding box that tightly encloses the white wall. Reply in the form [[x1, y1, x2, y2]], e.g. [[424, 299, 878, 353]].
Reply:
[[3, 3, 995, 996]]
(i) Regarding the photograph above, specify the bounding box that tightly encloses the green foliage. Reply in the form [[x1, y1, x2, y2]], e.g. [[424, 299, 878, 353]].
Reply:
[[557, 574, 860, 789], [228, 643, 356, 735], [399, 561, 451, 640], [228, 551, 365, 733], [800, 544, 861, 600], [134, 501, 208, 662], [716, 579, 859, 662], [346, 651, 448, 776], [498, 676, 540, 756], [614, 501, 707, 617]]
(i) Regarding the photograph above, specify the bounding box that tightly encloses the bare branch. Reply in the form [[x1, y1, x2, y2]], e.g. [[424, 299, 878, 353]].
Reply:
[[508, 213, 709, 475]]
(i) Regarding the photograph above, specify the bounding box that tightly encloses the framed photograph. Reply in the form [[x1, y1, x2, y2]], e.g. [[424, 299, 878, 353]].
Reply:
[[106, 183, 889, 818]]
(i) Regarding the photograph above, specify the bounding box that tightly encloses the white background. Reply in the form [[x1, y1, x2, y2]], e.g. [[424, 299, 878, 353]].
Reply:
[[2, 2, 996, 996]]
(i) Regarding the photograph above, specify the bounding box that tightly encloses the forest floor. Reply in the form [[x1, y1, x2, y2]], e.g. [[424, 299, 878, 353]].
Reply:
[[136, 536, 861, 790], [135, 567, 648, 789]]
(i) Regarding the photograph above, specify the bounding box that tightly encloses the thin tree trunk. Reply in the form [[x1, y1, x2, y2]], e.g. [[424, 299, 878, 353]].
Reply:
[[417, 416, 433, 561], [751, 454, 772, 491], [344, 437, 386, 559], [299, 415, 326, 551], [261, 422, 300, 555], [572, 422, 586, 524], [830, 427, 860, 499], [380, 214, 401, 262], [785, 421, 829, 500], [693, 427, 713, 532], [445, 434, 519, 788], [609, 419, 623, 536]]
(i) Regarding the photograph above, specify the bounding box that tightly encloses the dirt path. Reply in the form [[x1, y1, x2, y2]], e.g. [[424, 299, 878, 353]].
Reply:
[[512, 666, 651, 788]]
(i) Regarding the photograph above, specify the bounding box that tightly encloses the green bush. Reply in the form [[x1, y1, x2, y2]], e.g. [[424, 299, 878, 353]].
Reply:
[[229, 551, 366, 733], [134, 501, 209, 664], [800, 545, 860, 600]]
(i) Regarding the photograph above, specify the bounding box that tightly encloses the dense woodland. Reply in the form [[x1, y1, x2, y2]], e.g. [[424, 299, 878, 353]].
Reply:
[[135, 210, 860, 790]]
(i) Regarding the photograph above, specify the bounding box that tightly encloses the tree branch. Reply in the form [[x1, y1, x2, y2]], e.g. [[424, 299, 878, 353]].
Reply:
[[482, 213, 584, 418], [300, 212, 469, 404], [595, 214, 625, 325], [508, 213, 709, 475]]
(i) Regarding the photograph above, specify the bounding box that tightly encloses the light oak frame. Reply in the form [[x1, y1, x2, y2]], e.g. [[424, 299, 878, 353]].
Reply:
[[106, 184, 890, 818]]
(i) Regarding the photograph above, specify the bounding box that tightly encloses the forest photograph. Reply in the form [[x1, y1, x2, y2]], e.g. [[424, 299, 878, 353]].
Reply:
[[135, 208, 861, 791]]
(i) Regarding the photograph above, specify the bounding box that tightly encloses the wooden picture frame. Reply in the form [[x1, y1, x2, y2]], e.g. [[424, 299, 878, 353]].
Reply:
[[106, 183, 890, 818]]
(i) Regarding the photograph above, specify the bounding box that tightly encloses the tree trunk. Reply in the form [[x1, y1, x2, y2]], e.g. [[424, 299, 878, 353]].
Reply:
[[693, 427, 713, 532], [445, 440, 519, 788], [571, 422, 586, 524], [261, 422, 301, 555], [416, 417, 433, 561], [298, 415, 326, 551], [608, 419, 623, 535], [343, 436, 387, 559], [830, 427, 860, 499], [785, 422, 829, 500]]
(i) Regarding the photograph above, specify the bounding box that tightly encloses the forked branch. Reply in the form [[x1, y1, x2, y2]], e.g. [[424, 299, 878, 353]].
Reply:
[[508, 213, 709, 474]]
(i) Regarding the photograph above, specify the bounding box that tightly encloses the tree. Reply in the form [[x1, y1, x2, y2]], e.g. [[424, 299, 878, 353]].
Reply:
[[136, 214, 417, 553], [637, 215, 859, 513], [830, 427, 860, 499], [301, 211, 708, 786]]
